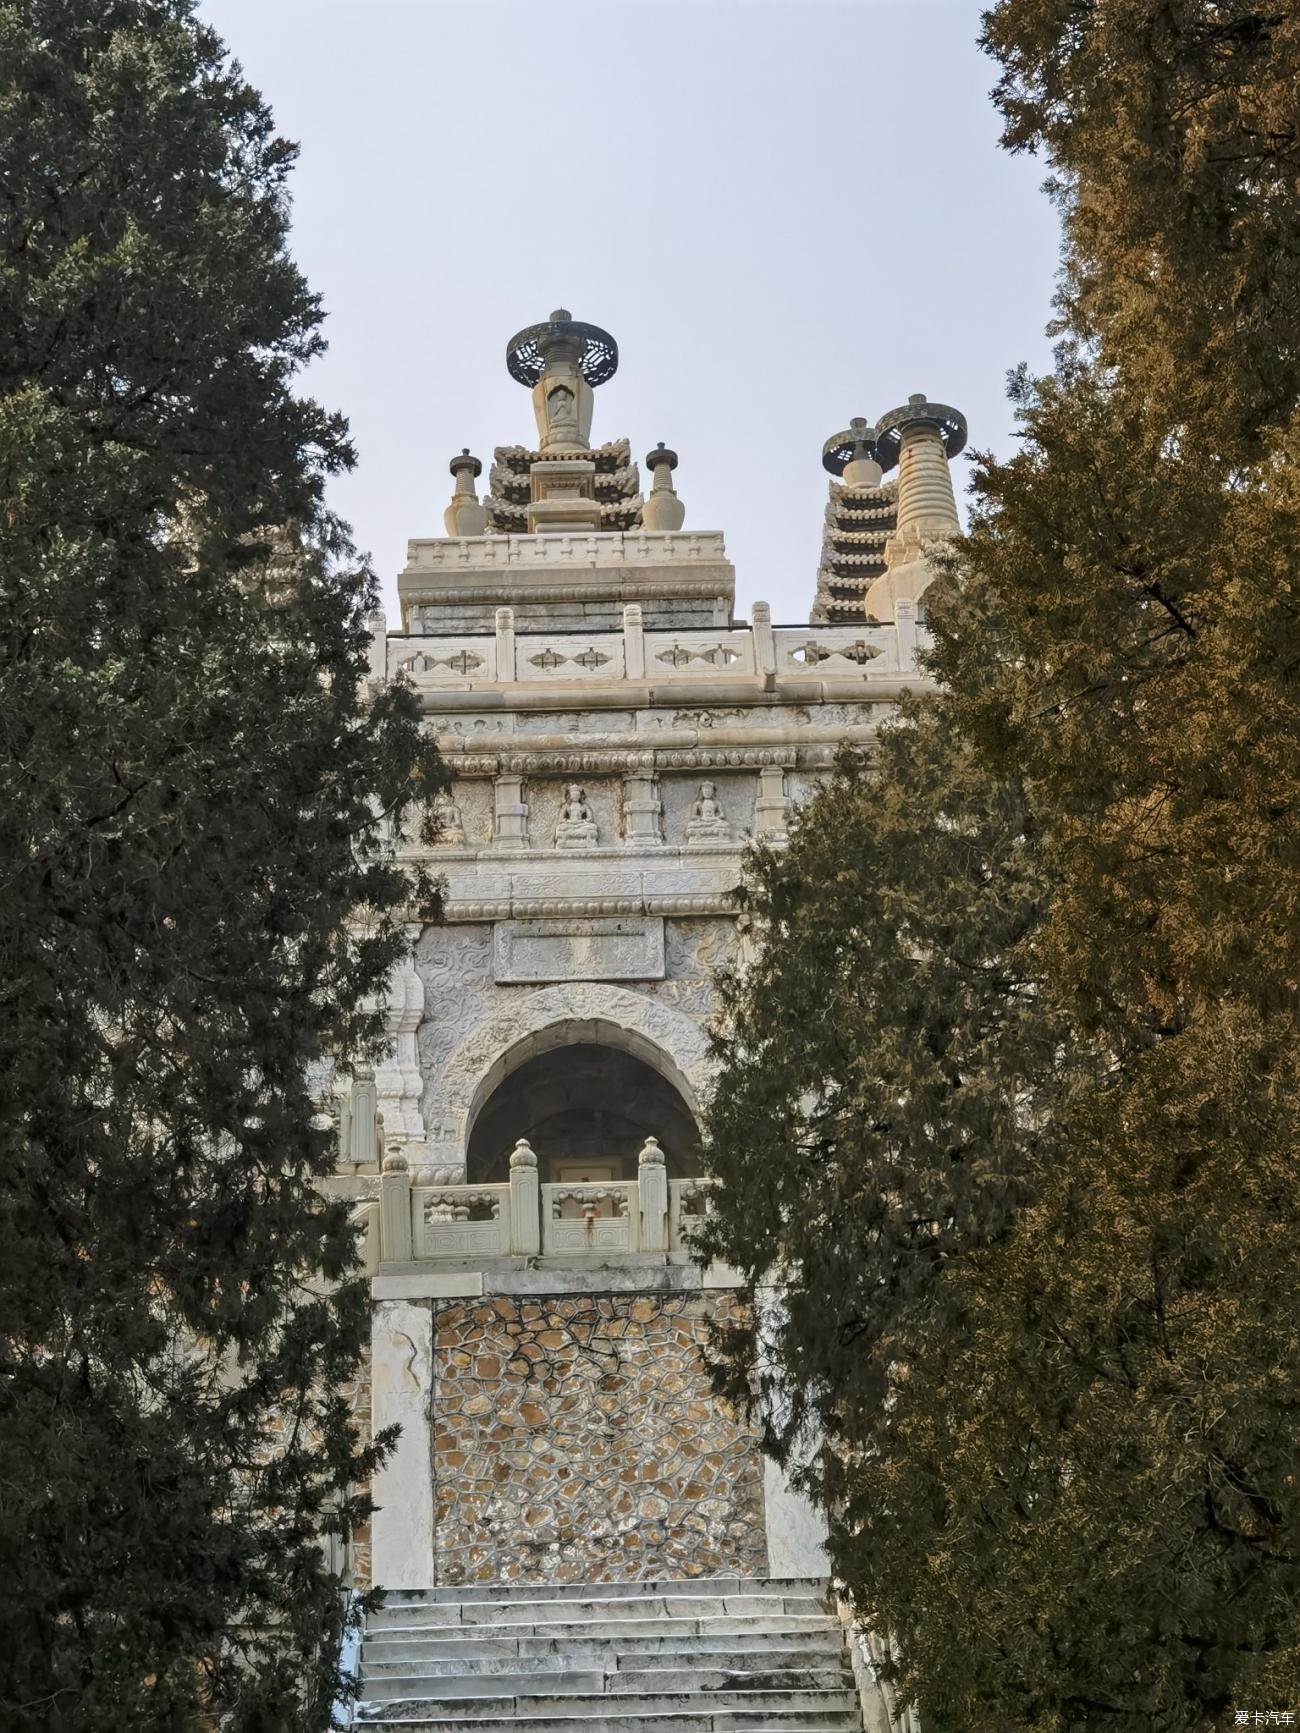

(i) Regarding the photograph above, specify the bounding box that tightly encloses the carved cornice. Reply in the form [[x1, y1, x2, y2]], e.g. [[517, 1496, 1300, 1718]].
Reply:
[[402, 576, 732, 606], [416, 679, 918, 713], [433, 744, 837, 777]]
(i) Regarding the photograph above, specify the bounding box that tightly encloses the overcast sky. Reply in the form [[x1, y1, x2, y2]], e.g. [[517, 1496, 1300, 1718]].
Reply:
[[198, 0, 1061, 625]]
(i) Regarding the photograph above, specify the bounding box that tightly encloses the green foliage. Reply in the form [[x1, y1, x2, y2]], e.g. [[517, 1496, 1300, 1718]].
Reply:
[[701, 4, 1300, 1727], [0, 2, 440, 1726], [983, 0, 1300, 455]]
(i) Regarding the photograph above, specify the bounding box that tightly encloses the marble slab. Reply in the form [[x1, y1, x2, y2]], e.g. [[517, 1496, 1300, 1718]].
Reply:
[[493, 914, 665, 983]]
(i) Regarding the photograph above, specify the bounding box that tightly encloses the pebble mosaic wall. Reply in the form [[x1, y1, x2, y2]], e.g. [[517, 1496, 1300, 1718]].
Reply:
[[431, 1292, 766, 1584]]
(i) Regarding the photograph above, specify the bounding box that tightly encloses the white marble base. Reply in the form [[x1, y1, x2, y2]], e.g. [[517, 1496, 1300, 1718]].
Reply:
[[370, 1299, 434, 1589], [763, 1453, 830, 1577]]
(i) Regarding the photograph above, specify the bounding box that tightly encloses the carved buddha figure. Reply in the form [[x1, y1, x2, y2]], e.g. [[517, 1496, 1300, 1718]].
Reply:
[[431, 787, 466, 845], [687, 780, 733, 842], [545, 383, 580, 447], [555, 782, 598, 849]]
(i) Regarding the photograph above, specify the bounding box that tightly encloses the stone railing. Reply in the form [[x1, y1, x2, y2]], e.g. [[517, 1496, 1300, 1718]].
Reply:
[[373, 1138, 713, 1267], [383, 601, 923, 689]]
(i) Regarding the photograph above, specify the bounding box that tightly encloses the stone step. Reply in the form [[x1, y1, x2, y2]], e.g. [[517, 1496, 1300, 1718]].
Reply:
[[351, 1576, 862, 1733], [368, 1595, 826, 1629], [361, 1631, 846, 1666], [354, 1714, 860, 1733], [361, 1663, 850, 1696], [359, 1689, 857, 1718], [380, 1578, 829, 1608], [362, 1608, 838, 1635]]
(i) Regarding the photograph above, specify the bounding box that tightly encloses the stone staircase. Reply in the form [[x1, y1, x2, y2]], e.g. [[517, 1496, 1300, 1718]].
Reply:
[[353, 1576, 863, 1731]]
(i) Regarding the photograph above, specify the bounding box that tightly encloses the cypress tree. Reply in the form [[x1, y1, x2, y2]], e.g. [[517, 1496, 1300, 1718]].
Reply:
[[0, 2, 439, 1725], [702, 4, 1300, 1725]]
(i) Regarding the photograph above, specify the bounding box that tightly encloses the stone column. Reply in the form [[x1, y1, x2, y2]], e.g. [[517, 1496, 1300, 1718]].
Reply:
[[751, 601, 776, 682], [493, 773, 529, 849], [494, 606, 516, 683], [754, 764, 790, 840], [623, 769, 663, 845], [370, 1298, 434, 1589], [895, 598, 918, 674], [364, 609, 387, 694], [622, 602, 645, 681], [346, 1064, 381, 1168]]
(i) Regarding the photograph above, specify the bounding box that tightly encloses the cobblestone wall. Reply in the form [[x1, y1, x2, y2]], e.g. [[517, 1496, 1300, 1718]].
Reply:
[[431, 1292, 766, 1585]]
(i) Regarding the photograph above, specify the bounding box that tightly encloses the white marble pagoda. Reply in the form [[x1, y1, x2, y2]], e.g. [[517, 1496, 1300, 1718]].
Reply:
[[329, 310, 961, 1732]]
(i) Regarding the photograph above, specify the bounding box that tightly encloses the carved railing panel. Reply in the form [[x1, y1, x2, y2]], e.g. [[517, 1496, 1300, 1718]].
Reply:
[[392, 637, 497, 682], [516, 636, 627, 680], [773, 625, 898, 673], [412, 1183, 511, 1259], [541, 1182, 636, 1254], [644, 629, 755, 676], [669, 1177, 714, 1256]]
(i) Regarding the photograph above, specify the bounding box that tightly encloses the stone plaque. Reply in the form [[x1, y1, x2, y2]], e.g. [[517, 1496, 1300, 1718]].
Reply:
[[493, 916, 665, 984]]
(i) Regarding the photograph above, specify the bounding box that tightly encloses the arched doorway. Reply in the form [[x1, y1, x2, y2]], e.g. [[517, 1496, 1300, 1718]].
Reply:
[[465, 1038, 701, 1186]]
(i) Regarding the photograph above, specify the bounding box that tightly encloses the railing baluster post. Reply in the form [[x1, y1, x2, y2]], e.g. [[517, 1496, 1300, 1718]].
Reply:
[[638, 1137, 668, 1254], [379, 1150, 412, 1264], [508, 1138, 541, 1256]]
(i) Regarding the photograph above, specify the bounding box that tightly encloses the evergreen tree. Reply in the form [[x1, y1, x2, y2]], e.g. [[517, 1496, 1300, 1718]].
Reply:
[[702, 4, 1300, 1725], [0, 2, 439, 1725]]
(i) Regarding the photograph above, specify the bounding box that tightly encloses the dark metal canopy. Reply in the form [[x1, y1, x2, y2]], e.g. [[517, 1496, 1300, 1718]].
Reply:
[[506, 308, 619, 388], [874, 396, 967, 471], [822, 415, 879, 476]]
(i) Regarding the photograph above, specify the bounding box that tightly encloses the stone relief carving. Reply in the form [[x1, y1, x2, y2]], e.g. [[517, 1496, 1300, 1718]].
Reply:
[[545, 382, 580, 444], [516, 710, 637, 735], [686, 781, 735, 844], [656, 917, 740, 1019], [554, 783, 599, 849], [668, 708, 743, 729], [414, 926, 498, 1163], [428, 714, 511, 737], [430, 788, 466, 844]]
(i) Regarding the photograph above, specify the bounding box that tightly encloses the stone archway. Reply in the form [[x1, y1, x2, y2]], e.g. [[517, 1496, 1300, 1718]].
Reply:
[[423, 983, 714, 1182], [466, 1042, 702, 1185]]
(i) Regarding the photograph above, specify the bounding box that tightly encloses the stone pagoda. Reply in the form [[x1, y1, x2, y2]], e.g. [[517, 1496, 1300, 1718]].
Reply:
[[329, 310, 962, 1733]]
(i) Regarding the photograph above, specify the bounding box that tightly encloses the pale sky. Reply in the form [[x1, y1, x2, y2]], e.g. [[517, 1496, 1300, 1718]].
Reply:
[[198, 0, 1061, 625]]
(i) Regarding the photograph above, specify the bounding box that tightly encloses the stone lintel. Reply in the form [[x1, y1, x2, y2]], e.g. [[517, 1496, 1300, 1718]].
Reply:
[[480, 1263, 704, 1297], [493, 915, 666, 984], [441, 893, 739, 923], [372, 1269, 486, 1301]]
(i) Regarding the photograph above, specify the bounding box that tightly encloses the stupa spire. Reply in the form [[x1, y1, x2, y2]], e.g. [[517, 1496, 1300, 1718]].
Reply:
[[488, 309, 630, 533], [505, 307, 619, 454], [811, 396, 966, 623]]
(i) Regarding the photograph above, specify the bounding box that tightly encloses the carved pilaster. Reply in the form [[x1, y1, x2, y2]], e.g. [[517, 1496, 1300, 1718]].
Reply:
[[754, 765, 791, 840], [493, 773, 529, 848], [623, 770, 663, 845]]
